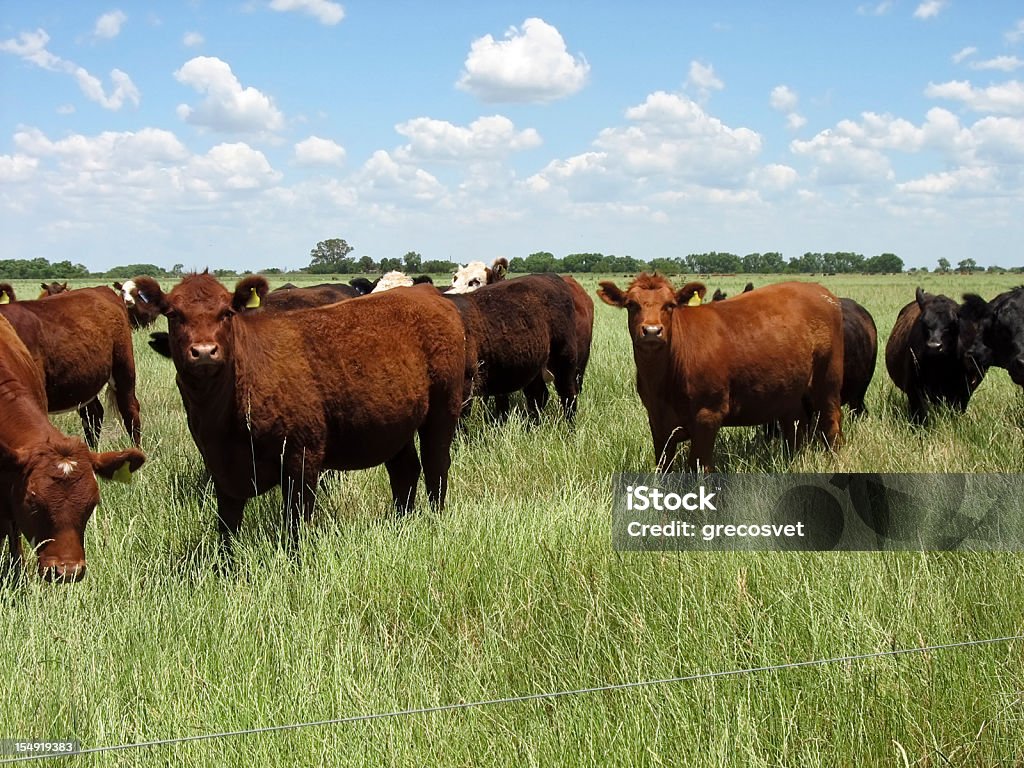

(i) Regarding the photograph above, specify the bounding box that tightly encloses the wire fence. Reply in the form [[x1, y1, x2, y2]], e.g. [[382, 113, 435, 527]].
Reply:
[[1, 633, 1021, 764]]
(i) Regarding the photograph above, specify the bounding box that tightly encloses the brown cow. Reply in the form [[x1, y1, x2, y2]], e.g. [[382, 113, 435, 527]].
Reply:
[[131, 273, 467, 544], [442, 273, 579, 423], [39, 281, 69, 297], [598, 274, 844, 471], [0, 314, 145, 581], [0, 287, 142, 448]]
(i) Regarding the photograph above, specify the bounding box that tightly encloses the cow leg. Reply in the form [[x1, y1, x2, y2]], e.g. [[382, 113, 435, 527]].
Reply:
[[109, 370, 143, 447], [418, 412, 458, 511], [79, 398, 104, 449], [907, 388, 928, 425], [214, 489, 246, 550], [385, 441, 421, 515], [652, 423, 687, 473], [280, 472, 319, 547], [548, 345, 579, 424], [686, 410, 721, 472], [492, 394, 511, 423], [524, 374, 550, 424]]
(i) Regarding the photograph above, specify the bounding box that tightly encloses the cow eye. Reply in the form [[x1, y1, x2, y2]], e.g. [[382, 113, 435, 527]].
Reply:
[[625, 300, 640, 311], [663, 304, 675, 312], [219, 308, 235, 322], [469, 279, 480, 287]]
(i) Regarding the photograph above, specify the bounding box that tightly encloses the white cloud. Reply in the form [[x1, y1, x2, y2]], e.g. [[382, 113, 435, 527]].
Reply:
[[913, 1, 948, 20], [93, 10, 127, 40], [770, 85, 799, 112], [686, 61, 724, 100], [174, 56, 284, 134], [0, 154, 38, 183], [0, 28, 139, 110], [187, 143, 282, 191], [925, 79, 1024, 114], [394, 115, 541, 161], [952, 47, 977, 64], [857, 2, 893, 15], [358, 150, 446, 203], [269, 0, 345, 26], [183, 32, 205, 48], [1006, 19, 1024, 44], [457, 18, 589, 103], [969, 56, 1024, 72], [294, 135, 346, 166]]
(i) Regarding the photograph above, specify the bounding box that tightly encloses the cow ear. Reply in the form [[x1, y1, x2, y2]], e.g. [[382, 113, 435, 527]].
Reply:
[[92, 448, 146, 482], [960, 294, 991, 322], [677, 282, 707, 306], [915, 286, 930, 308], [489, 257, 509, 283], [112, 282, 123, 292], [232, 275, 270, 312], [132, 277, 168, 313], [597, 282, 627, 307]]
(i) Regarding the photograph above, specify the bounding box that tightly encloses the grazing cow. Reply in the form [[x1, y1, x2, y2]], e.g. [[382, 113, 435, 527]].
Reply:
[[960, 287, 1024, 387], [0, 283, 15, 303], [442, 274, 579, 423], [449, 258, 509, 294], [114, 278, 164, 329], [885, 287, 983, 423], [0, 288, 142, 448], [0, 315, 145, 581], [598, 274, 844, 471], [132, 273, 467, 544], [39, 281, 68, 297]]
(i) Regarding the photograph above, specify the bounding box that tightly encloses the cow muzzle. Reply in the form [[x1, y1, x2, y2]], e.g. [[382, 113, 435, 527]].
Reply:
[[188, 343, 221, 366], [37, 557, 87, 583], [639, 324, 665, 341]]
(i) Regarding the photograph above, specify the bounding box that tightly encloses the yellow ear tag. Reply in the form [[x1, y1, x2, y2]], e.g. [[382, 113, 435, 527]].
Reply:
[[245, 287, 261, 309], [112, 462, 133, 483], [686, 292, 703, 306], [0, 291, 8, 305]]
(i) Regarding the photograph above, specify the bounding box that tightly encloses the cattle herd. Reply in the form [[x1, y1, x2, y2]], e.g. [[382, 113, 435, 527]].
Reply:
[[1, 262, 1022, 582]]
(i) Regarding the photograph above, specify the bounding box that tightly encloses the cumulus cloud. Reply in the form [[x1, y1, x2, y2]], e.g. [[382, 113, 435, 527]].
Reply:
[[394, 115, 541, 161], [358, 150, 446, 203], [294, 135, 346, 166], [686, 61, 723, 101], [457, 18, 589, 103], [174, 56, 284, 134], [93, 10, 127, 40], [770, 85, 806, 131], [269, 0, 345, 26], [0, 154, 39, 183], [183, 32, 204, 48], [914, 0, 948, 19], [925, 79, 1024, 114], [0, 28, 139, 110], [969, 56, 1024, 72]]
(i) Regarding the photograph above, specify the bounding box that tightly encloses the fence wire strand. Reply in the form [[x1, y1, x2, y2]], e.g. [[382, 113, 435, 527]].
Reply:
[[2, 633, 1021, 764]]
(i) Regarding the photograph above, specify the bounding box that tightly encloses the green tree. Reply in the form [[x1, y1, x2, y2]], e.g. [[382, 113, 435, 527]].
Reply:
[[104, 263, 170, 279], [648, 257, 685, 274], [308, 238, 354, 273], [937, 257, 951, 273], [864, 253, 904, 273], [403, 251, 422, 272], [379, 257, 403, 272], [562, 252, 604, 272], [957, 258, 978, 274], [523, 251, 560, 273], [421, 259, 458, 273]]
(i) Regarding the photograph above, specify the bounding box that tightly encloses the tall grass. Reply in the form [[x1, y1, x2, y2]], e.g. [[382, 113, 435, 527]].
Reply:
[[0, 273, 1022, 766]]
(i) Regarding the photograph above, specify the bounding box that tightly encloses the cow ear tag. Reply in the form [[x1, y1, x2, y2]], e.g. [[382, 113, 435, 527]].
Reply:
[[245, 288, 261, 309], [686, 292, 702, 306], [112, 462, 133, 483], [0, 291, 8, 304]]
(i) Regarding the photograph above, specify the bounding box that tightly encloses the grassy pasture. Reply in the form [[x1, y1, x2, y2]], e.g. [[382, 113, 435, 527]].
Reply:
[[1, 272, 1023, 766]]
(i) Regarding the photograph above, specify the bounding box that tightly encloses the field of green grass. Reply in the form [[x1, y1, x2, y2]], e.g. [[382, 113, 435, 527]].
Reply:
[[2, 272, 1023, 766]]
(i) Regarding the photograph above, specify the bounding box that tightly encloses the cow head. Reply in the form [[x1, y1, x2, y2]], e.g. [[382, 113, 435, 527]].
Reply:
[[38, 281, 68, 298], [961, 288, 1024, 386], [915, 287, 962, 358], [598, 274, 706, 348], [371, 271, 414, 292], [449, 257, 509, 293], [2, 436, 145, 581], [131, 272, 269, 379]]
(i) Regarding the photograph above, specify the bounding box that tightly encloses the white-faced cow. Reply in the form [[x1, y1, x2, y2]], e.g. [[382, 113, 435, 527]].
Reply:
[[449, 258, 509, 294]]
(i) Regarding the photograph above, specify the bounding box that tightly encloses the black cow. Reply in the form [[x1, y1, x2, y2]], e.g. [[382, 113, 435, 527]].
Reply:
[[885, 287, 983, 423], [840, 298, 877, 416], [960, 287, 1024, 387]]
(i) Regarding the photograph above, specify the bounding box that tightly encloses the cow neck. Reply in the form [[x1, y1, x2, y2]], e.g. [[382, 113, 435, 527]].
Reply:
[[632, 337, 676, 395], [0, 379, 53, 453]]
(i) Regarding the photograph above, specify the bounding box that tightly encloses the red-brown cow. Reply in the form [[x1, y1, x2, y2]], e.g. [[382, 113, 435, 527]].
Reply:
[[0, 287, 142, 448], [598, 274, 844, 471], [132, 273, 467, 544], [0, 315, 145, 581], [113, 278, 164, 329], [39, 281, 69, 297]]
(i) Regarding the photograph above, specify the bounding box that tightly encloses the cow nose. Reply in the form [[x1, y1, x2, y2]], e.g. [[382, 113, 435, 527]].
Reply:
[[926, 340, 942, 351], [189, 343, 220, 362], [38, 559, 87, 583], [642, 325, 664, 338]]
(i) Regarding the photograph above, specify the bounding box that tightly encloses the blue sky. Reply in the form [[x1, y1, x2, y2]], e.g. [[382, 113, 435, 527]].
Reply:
[[2, 1, 1024, 272]]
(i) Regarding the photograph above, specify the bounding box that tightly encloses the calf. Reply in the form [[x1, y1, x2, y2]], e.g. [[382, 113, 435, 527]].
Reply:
[[443, 274, 579, 423], [960, 287, 1024, 387], [132, 273, 466, 544], [0, 315, 145, 581], [599, 274, 843, 471], [114, 278, 164, 329], [885, 287, 983, 423], [0, 287, 142, 448]]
